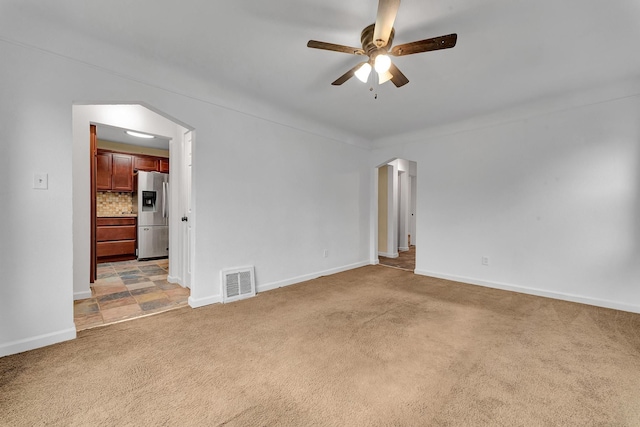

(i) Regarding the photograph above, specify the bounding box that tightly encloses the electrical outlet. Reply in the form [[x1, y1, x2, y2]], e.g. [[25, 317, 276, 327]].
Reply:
[[323, 249, 328, 258], [481, 256, 489, 266]]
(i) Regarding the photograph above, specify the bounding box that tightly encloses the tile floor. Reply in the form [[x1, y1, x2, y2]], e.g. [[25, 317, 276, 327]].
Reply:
[[74, 258, 190, 331], [378, 246, 416, 271]]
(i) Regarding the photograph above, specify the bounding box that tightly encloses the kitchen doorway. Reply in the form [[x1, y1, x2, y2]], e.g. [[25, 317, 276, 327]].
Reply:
[[73, 103, 195, 328], [91, 124, 172, 279]]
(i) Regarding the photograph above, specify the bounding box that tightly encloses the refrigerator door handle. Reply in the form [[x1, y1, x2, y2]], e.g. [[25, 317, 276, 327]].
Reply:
[[162, 181, 168, 219]]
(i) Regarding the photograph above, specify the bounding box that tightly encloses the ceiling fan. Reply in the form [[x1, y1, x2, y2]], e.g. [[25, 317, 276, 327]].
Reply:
[[307, 0, 457, 88]]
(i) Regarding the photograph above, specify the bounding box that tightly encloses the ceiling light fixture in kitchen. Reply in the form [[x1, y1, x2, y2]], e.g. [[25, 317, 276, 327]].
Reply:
[[125, 130, 155, 139]]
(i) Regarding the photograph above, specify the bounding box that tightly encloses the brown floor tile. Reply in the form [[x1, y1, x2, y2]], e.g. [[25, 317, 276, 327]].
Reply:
[[139, 266, 167, 274], [98, 296, 138, 310], [164, 287, 190, 298], [154, 280, 180, 291], [133, 291, 167, 304], [122, 276, 152, 285], [74, 313, 104, 329], [97, 291, 131, 302], [74, 299, 99, 315], [94, 276, 125, 285], [96, 272, 118, 279], [167, 295, 189, 304], [92, 284, 128, 296], [113, 265, 139, 272], [130, 286, 159, 296], [118, 269, 142, 277], [75, 258, 190, 331], [139, 298, 172, 312], [100, 304, 143, 323], [126, 281, 156, 291]]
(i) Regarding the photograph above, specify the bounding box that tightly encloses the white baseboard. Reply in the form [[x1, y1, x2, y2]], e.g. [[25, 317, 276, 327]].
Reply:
[[378, 252, 399, 258], [167, 275, 181, 285], [74, 290, 92, 300], [415, 269, 640, 314], [257, 261, 369, 294], [188, 294, 222, 308], [0, 327, 77, 358], [399, 247, 409, 252]]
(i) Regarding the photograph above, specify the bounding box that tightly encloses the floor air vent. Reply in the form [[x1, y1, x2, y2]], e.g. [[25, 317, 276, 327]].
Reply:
[[222, 266, 256, 303]]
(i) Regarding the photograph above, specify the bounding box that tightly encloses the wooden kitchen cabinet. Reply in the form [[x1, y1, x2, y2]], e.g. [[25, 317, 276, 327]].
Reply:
[[133, 155, 158, 172], [97, 150, 168, 192], [96, 217, 137, 263], [111, 154, 134, 191], [96, 152, 112, 190], [97, 150, 134, 192], [134, 154, 169, 173], [158, 158, 169, 173]]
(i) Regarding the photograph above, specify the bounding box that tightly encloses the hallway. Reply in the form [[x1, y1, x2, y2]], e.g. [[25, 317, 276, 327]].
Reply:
[[378, 246, 415, 271]]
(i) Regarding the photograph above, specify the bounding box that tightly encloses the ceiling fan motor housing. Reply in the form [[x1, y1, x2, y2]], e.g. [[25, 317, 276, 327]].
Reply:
[[361, 23, 395, 60]]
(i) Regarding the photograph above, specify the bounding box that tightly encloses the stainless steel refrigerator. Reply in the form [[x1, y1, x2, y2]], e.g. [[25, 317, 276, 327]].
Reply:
[[133, 171, 169, 259]]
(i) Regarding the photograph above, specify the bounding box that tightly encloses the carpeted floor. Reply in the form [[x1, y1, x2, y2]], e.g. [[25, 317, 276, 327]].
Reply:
[[2, 265, 640, 426]]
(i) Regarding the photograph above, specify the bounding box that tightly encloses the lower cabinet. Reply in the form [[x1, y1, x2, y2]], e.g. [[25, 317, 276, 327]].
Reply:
[[96, 217, 137, 263]]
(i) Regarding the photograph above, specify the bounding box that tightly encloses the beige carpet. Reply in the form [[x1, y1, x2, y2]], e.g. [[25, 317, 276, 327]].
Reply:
[[2, 266, 640, 426]]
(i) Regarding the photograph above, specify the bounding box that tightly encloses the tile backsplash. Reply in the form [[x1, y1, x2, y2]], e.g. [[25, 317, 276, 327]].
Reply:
[[97, 192, 134, 216]]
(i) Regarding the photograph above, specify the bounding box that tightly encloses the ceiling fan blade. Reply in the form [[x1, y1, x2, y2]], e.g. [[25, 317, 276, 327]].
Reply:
[[388, 62, 409, 87], [331, 62, 368, 86], [373, 0, 401, 47], [307, 40, 365, 55], [390, 33, 457, 57]]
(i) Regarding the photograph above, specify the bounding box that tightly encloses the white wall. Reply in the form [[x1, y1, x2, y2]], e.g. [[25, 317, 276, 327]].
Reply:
[[0, 39, 371, 356], [189, 105, 371, 305], [0, 43, 77, 354], [372, 90, 640, 313]]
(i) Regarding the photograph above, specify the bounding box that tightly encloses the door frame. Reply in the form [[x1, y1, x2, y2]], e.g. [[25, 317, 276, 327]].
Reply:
[[90, 125, 97, 282], [372, 157, 417, 264], [182, 130, 193, 288], [73, 103, 194, 302]]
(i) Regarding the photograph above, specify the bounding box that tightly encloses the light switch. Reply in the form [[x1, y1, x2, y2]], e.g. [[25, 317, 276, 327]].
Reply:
[[33, 173, 48, 190]]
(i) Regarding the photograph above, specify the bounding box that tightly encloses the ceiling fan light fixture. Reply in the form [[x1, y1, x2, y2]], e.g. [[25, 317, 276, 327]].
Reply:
[[378, 70, 393, 84], [355, 62, 372, 83], [374, 54, 391, 73]]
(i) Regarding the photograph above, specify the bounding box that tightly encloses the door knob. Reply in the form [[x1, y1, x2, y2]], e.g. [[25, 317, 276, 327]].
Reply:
[[181, 216, 188, 222]]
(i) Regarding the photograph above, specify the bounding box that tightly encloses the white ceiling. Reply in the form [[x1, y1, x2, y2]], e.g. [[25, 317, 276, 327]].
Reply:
[[96, 124, 171, 150], [3, 0, 640, 142]]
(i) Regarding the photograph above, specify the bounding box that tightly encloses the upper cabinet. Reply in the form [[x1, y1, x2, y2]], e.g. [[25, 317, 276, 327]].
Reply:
[[97, 151, 134, 192], [133, 154, 169, 173], [159, 158, 169, 173], [96, 152, 112, 190], [111, 154, 134, 191], [133, 155, 158, 172], [97, 150, 169, 192]]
